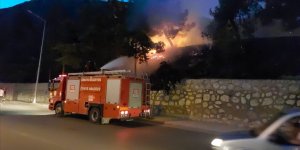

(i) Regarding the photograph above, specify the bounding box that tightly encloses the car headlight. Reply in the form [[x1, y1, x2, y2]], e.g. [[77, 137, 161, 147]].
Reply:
[[211, 138, 223, 147]]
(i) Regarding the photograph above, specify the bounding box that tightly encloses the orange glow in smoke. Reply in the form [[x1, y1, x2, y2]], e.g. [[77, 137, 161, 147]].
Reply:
[[148, 29, 191, 60], [149, 49, 157, 55], [147, 17, 209, 61], [150, 54, 165, 60], [150, 31, 190, 49]]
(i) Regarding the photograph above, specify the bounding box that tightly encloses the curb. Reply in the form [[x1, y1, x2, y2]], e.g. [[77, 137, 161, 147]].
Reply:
[[135, 118, 219, 135], [135, 117, 247, 135], [163, 121, 221, 135]]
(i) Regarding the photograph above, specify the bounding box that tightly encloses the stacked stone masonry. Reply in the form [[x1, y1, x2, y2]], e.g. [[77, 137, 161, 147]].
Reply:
[[150, 79, 300, 127]]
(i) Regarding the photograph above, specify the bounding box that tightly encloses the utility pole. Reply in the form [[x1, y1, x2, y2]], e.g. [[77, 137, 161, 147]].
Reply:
[[27, 10, 46, 103]]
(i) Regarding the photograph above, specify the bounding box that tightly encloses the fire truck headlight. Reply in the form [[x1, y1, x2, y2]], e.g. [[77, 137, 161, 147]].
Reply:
[[120, 111, 125, 115], [125, 111, 128, 115]]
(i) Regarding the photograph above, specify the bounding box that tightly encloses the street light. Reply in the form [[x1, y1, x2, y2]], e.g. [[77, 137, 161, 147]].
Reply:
[[27, 10, 46, 104]]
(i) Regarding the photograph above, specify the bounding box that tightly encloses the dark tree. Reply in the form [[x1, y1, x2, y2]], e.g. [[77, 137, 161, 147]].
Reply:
[[150, 61, 182, 93], [259, 0, 300, 30], [124, 31, 154, 63]]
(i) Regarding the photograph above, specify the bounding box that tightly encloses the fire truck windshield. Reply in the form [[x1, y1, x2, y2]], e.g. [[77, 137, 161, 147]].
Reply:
[[49, 80, 60, 91]]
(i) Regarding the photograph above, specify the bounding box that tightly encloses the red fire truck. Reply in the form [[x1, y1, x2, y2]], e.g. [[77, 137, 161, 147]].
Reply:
[[48, 70, 151, 124]]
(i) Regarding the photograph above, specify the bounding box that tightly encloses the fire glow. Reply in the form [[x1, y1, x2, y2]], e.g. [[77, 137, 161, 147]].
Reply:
[[102, 0, 213, 75], [150, 28, 192, 49], [148, 17, 206, 61]]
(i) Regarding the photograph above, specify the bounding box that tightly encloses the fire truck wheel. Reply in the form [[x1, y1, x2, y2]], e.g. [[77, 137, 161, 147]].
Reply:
[[89, 107, 101, 123], [55, 103, 64, 117]]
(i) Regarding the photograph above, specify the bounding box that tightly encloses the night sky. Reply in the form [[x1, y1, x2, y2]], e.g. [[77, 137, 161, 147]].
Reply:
[[184, 0, 219, 17], [0, 0, 218, 17], [0, 0, 29, 9]]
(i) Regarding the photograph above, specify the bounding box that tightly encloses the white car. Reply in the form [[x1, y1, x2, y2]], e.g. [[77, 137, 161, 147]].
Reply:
[[211, 109, 300, 150]]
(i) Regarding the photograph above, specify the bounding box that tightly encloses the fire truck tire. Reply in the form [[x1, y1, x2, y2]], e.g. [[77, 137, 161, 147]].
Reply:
[[89, 107, 102, 123], [55, 103, 64, 117]]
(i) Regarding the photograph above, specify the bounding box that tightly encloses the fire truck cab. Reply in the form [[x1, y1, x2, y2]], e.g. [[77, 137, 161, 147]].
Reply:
[[48, 70, 151, 124]]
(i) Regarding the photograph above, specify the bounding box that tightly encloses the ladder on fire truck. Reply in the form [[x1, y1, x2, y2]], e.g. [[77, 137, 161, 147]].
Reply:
[[142, 73, 151, 107], [68, 69, 132, 76]]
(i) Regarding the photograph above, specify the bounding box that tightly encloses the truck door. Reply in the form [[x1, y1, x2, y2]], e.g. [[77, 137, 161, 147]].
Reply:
[[128, 82, 142, 108], [64, 79, 80, 113], [106, 79, 121, 104]]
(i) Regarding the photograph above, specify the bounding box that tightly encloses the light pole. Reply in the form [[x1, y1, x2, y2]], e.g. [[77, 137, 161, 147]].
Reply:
[[27, 10, 46, 103]]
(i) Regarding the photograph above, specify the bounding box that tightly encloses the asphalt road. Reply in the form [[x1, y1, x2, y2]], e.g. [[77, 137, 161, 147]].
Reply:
[[0, 102, 215, 150]]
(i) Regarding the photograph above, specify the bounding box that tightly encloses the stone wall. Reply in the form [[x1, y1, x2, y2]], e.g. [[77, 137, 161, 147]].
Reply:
[[150, 79, 300, 127], [0, 83, 49, 103]]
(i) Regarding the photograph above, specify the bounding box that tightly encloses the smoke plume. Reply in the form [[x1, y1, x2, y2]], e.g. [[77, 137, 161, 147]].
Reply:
[[102, 0, 212, 75]]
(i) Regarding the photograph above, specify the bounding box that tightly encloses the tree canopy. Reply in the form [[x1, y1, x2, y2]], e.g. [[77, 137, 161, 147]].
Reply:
[[205, 0, 300, 77]]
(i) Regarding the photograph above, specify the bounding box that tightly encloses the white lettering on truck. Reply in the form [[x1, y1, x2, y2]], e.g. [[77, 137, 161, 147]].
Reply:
[[80, 87, 101, 92], [81, 77, 101, 82]]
